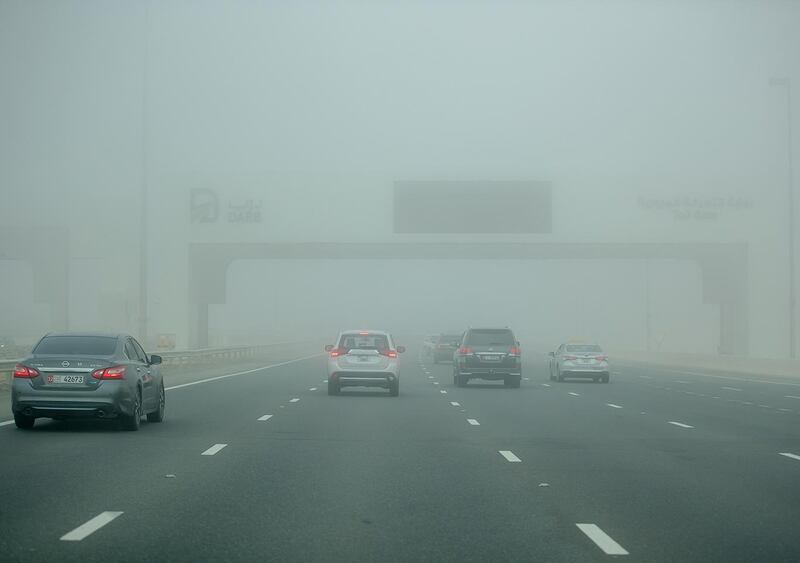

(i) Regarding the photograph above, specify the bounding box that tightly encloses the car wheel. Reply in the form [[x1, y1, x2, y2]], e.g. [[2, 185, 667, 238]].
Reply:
[[14, 413, 35, 429], [602, 374, 610, 384], [557, 368, 565, 382], [121, 391, 142, 431], [389, 381, 399, 397], [147, 383, 166, 423], [457, 374, 468, 387], [327, 381, 340, 395], [505, 376, 521, 388]]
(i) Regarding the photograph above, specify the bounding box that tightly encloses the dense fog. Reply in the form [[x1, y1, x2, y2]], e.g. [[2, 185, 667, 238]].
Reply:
[[1, 0, 798, 358]]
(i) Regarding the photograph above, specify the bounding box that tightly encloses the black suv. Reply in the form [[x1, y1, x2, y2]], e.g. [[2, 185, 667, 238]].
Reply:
[[453, 328, 522, 388]]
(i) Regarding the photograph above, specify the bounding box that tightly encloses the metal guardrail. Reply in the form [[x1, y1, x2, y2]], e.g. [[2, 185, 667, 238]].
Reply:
[[0, 341, 311, 384]]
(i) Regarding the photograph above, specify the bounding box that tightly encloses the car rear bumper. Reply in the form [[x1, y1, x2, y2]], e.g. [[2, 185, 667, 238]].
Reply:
[[562, 369, 609, 379], [458, 368, 521, 380], [11, 382, 136, 419], [330, 372, 398, 388]]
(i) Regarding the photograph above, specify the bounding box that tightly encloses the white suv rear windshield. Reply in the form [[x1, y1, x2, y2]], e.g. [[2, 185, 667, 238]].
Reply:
[[339, 334, 390, 351]]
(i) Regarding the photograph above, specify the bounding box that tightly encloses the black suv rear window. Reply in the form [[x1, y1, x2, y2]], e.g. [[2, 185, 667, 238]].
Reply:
[[466, 330, 515, 346], [34, 336, 118, 356]]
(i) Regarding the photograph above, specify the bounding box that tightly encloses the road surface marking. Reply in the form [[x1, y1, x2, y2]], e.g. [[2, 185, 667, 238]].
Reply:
[[758, 405, 771, 409], [0, 420, 14, 427], [542, 383, 551, 388], [60, 512, 124, 542], [289, 398, 300, 403], [433, 382, 440, 385], [722, 387, 742, 392], [201, 444, 228, 456], [785, 395, 800, 400], [575, 524, 629, 555], [711, 396, 720, 399], [428, 376, 433, 379], [606, 403, 623, 409], [165, 353, 325, 391], [440, 390, 447, 394], [675, 380, 690, 384], [257, 415, 273, 421], [639, 375, 653, 379], [779, 408, 793, 412], [568, 392, 580, 397], [309, 387, 317, 391], [450, 402, 460, 406], [742, 401, 753, 405], [467, 419, 480, 426], [499, 450, 521, 462], [667, 421, 694, 429], [779, 452, 800, 461]]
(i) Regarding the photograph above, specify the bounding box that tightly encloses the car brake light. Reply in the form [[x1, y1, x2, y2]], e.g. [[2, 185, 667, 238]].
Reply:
[[379, 350, 398, 358], [92, 365, 127, 380], [458, 346, 473, 355], [564, 355, 578, 361], [358, 331, 369, 335], [596, 355, 608, 361], [509, 346, 521, 356], [14, 364, 39, 378]]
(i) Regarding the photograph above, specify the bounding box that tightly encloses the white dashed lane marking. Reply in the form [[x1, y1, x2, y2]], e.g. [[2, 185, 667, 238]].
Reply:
[[499, 450, 521, 463], [667, 421, 694, 429], [309, 387, 317, 391], [201, 444, 228, 456], [779, 452, 800, 461], [450, 402, 460, 407], [467, 419, 480, 426], [257, 415, 273, 421], [722, 387, 742, 392], [785, 395, 800, 400], [606, 404, 623, 409], [440, 390, 447, 394], [568, 392, 580, 397], [576, 524, 629, 556], [289, 398, 300, 403], [60, 512, 124, 542]]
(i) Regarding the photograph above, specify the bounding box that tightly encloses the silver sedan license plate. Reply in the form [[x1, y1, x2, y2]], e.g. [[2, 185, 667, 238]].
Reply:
[[48, 374, 85, 384]]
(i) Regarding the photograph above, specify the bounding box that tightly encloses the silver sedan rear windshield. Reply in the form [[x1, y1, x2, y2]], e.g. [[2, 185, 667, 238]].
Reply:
[[339, 334, 389, 351], [565, 344, 603, 353], [33, 336, 118, 356]]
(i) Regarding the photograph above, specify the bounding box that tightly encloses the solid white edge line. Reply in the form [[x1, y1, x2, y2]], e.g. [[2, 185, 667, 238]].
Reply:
[[164, 353, 325, 391], [467, 419, 480, 426], [606, 403, 623, 409], [667, 421, 694, 429], [201, 443, 228, 456], [576, 523, 629, 555], [499, 450, 521, 462], [651, 367, 800, 388], [722, 387, 742, 392], [60, 511, 124, 542], [785, 395, 800, 399], [257, 415, 273, 421], [779, 452, 800, 461], [0, 420, 15, 427]]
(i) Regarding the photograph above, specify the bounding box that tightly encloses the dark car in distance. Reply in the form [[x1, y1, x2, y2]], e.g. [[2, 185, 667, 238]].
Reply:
[[453, 328, 522, 388], [11, 332, 166, 430]]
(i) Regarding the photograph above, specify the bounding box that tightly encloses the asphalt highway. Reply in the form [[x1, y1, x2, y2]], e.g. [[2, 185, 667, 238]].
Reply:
[[1, 347, 799, 562]]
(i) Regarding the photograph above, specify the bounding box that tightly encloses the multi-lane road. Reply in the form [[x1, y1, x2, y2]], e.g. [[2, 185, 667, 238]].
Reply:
[[1, 346, 799, 562]]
